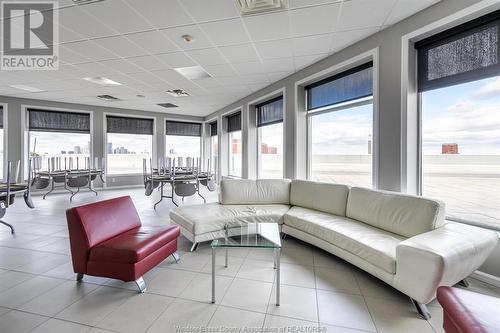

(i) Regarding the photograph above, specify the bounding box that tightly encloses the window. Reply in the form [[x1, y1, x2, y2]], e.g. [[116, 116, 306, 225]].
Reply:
[[209, 121, 218, 176], [306, 63, 374, 187], [28, 109, 91, 171], [226, 112, 242, 177], [0, 107, 4, 180], [257, 96, 283, 179], [106, 116, 153, 175], [165, 121, 201, 163], [416, 10, 500, 229]]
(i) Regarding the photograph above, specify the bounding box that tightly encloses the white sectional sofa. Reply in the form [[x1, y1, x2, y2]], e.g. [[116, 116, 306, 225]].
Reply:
[[170, 178, 498, 319]]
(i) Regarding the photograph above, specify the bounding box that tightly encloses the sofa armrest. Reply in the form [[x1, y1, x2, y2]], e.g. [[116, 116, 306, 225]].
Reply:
[[394, 223, 497, 303]]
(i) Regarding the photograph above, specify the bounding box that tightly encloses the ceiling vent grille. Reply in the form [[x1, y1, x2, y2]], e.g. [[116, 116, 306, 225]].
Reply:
[[235, 0, 288, 15], [166, 89, 190, 97], [157, 103, 179, 108], [97, 94, 120, 101]]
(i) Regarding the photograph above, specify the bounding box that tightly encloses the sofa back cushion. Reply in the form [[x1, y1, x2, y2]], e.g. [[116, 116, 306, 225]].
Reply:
[[346, 187, 445, 238], [219, 179, 291, 205], [290, 180, 350, 216]]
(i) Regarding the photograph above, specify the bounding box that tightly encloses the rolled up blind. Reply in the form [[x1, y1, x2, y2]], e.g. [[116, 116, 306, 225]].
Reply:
[[256, 96, 283, 127], [166, 121, 201, 137], [305, 62, 373, 111], [210, 121, 217, 136], [28, 109, 90, 133], [0, 107, 3, 129], [415, 10, 500, 92], [226, 112, 241, 133], [106, 116, 154, 135]]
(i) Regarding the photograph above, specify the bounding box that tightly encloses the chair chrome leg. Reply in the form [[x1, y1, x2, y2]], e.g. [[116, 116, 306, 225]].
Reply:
[[458, 278, 470, 288], [411, 298, 431, 320], [76, 273, 84, 282], [281, 232, 287, 240], [171, 251, 181, 263], [0, 220, 15, 234], [190, 242, 199, 252], [135, 277, 147, 293]]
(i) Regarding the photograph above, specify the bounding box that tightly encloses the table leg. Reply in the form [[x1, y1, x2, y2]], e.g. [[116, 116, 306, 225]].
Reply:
[[275, 248, 280, 306], [225, 248, 228, 268], [212, 247, 216, 304]]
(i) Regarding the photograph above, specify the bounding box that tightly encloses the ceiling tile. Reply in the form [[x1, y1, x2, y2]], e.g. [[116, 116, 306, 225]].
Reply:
[[329, 27, 378, 53], [261, 58, 295, 73], [98, 59, 143, 74], [385, 0, 440, 26], [219, 44, 260, 63], [289, 0, 341, 8], [155, 52, 197, 68], [186, 48, 228, 66], [93, 36, 149, 58], [126, 55, 169, 71], [294, 53, 328, 70], [232, 61, 264, 75], [62, 40, 120, 62], [180, 0, 240, 22], [203, 64, 238, 77], [58, 6, 117, 39], [123, 0, 193, 28], [59, 44, 93, 64], [336, 0, 396, 31], [289, 3, 341, 36], [292, 33, 332, 56], [161, 24, 214, 50], [200, 18, 250, 46], [255, 39, 294, 60], [243, 11, 291, 41], [125, 30, 180, 55]]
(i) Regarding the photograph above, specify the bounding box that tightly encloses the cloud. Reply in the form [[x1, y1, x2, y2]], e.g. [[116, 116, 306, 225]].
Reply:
[[471, 77, 500, 100]]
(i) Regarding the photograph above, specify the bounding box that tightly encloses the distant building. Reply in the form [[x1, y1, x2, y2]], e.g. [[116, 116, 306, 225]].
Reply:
[[442, 143, 459, 154], [232, 138, 241, 154], [73, 146, 81, 154], [368, 134, 372, 155], [169, 149, 176, 155], [261, 143, 277, 154], [60, 150, 67, 154], [107, 142, 113, 154]]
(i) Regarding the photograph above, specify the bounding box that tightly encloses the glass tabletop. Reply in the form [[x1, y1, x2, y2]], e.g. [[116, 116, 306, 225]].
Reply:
[[211, 223, 281, 249]]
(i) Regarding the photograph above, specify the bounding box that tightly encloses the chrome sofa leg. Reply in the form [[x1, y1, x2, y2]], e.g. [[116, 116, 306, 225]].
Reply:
[[411, 298, 431, 320], [76, 273, 84, 282], [458, 278, 470, 288], [280, 232, 287, 240], [190, 242, 199, 252], [135, 277, 147, 293], [171, 251, 181, 263]]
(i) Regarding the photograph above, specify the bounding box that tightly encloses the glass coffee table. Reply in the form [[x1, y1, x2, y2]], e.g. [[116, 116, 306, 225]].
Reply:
[[211, 223, 282, 305]]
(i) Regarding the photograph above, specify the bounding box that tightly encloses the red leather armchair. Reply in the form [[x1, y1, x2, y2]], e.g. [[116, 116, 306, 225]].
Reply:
[[66, 196, 180, 292], [437, 286, 500, 333]]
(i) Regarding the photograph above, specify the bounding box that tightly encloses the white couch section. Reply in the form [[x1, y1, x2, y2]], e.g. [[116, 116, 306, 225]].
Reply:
[[170, 178, 498, 310]]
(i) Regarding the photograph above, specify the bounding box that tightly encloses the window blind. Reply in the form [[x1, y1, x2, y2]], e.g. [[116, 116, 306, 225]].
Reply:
[[210, 121, 217, 136], [305, 62, 373, 111], [0, 107, 3, 129], [106, 116, 154, 135], [28, 109, 90, 133], [256, 96, 283, 127], [165, 121, 202, 137], [415, 10, 500, 92], [226, 112, 241, 133]]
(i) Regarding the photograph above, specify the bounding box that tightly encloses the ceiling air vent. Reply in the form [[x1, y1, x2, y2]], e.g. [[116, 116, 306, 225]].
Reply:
[[157, 103, 179, 108], [235, 0, 288, 15], [72, 0, 104, 5], [97, 94, 120, 101], [166, 89, 190, 97]]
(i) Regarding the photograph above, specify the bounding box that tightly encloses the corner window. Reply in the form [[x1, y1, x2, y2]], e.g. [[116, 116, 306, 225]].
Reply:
[[416, 11, 500, 228], [0, 107, 4, 179], [226, 112, 242, 178], [165, 121, 202, 162], [256, 97, 283, 179], [106, 116, 153, 175], [306, 62, 374, 187], [209, 121, 218, 177]]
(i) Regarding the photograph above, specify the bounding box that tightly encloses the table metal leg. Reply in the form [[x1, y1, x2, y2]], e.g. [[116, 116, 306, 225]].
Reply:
[[0, 220, 14, 234], [212, 247, 216, 304], [275, 248, 280, 306], [225, 248, 228, 268]]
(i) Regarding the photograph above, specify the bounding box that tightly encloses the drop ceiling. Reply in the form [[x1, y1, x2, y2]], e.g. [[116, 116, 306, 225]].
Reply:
[[0, 0, 439, 117]]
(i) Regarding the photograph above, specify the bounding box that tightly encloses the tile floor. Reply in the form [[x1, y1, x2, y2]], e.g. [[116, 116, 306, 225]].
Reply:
[[0, 187, 499, 333]]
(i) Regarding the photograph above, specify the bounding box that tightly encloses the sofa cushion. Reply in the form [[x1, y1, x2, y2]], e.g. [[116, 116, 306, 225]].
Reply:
[[219, 179, 291, 205], [346, 187, 445, 238], [170, 203, 290, 236], [284, 206, 404, 274], [290, 180, 349, 216], [89, 225, 180, 264]]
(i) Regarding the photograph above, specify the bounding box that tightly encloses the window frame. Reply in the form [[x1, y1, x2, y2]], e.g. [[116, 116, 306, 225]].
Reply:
[[164, 117, 204, 167], [104, 112, 155, 176], [0, 103, 7, 182], [228, 130, 242, 178]]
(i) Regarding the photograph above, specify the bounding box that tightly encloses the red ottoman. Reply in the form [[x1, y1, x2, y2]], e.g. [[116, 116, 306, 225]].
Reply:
[[437, 286, 500, 333], [66, 196, 180, 292]]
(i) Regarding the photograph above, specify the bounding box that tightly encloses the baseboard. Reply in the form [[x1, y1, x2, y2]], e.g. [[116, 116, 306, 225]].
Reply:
[[471, 270, 500, 288]]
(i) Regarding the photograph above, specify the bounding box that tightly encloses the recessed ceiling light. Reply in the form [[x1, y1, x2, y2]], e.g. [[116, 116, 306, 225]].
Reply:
[[97, 94, 120, 101], [157, 103, 178, 108], [136, 94, 146, 98], [9, 84, 45, 93], [166, 89, 190, 97], [83, 76, 122, 86], [181, 35, 195, 43], [174, 66, 211, 80]]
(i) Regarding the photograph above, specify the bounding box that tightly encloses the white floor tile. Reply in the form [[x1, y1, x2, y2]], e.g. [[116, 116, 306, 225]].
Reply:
[[264, 314, 318, 332], [315, 266, 361, 295], [179, 272, 233, 304], [208, 306, 265, 330], [30, 318, 91, 333], [221, 278, 273, 313], [0, 310, 48, 333], [266, 284, 318, 322], [147, 268, 196, 297], [236, 258, 276, 283], [0, 275, 64, 309]]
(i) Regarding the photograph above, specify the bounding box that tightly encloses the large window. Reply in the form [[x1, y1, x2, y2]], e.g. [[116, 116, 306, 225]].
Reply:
[[257, 97, 283, 179], [28, 109, 91, 171], [0, 107, 4, 180], [416, 11, 500, 229], [226, 112, 242, 177], [106, 116, 153, 175], [165, 121, 201, 164], [209, 121, 218, 176], [306, 62, 374, 187]]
